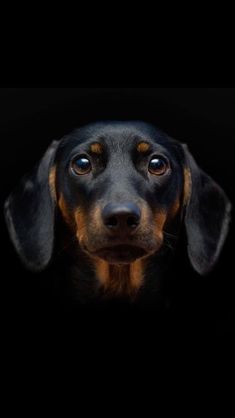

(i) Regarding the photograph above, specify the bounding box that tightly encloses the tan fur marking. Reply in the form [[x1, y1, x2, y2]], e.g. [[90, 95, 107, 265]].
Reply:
[[94, 258, 144, 297], [90, 142, 103, 154], [183, 167, 192, 206], [94, 259, 110, 286], [153, 210, 168, 245], [74, 207, 88, 243], [49, 166, 57, 201], [137, 142, 150, 153], [58, 194, 72, 226], [130, 259, 144, 290], [154, 211, 167, 231], [168, 198, 180, 220], [58, 197, 89, 245], [90, 205, 102, 224]]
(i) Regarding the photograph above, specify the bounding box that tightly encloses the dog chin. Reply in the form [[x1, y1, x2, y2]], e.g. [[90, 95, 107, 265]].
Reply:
[[89, 244, 150, 264]]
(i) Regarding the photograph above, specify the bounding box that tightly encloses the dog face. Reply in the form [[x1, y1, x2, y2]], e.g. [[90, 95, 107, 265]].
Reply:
[[4, 121, 231, 298], [55, 122, 183, 265]]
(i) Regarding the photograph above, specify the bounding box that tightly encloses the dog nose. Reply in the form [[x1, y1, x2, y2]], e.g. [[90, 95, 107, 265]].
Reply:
[[102, 203, 141, 232]]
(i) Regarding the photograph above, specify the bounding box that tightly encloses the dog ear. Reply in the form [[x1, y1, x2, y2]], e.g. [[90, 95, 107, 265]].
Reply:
[[4, 140, 59, 272], [181, 144, 232, 275]]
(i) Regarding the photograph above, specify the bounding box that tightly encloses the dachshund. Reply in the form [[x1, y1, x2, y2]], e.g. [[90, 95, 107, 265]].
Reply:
[[4, 121, 232, 308]]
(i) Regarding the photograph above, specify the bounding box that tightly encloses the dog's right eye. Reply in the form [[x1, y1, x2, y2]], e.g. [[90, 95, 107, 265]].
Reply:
[[71, 155, 92, 175]]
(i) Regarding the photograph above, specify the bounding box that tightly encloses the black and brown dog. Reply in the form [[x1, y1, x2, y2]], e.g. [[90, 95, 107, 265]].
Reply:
[[4, 121, 232, 308]]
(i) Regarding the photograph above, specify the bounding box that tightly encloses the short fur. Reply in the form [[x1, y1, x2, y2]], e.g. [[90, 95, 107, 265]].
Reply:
[[4, 121, 232, 306]]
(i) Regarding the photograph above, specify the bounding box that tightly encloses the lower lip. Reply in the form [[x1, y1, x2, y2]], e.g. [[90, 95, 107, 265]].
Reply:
[[94, 245, 147, 264]]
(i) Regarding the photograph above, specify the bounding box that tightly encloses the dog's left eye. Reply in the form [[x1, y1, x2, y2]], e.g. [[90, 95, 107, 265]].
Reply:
[[71, 156, 92, 175], [148, 156, 169, 175]]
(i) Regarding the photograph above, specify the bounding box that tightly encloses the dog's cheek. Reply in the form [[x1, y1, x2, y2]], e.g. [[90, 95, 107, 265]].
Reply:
[[153, 210, 167, 241], [153, 199, 181, 239], [58, 194, 85, 245], [74, 207, 88, 245], [86, 206, 106, 247], [58, 194, 74, 226], [166, 197, 181, 223]]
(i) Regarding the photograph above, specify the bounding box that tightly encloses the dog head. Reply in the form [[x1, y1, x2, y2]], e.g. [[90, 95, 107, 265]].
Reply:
[[4, 121, 231, 296]]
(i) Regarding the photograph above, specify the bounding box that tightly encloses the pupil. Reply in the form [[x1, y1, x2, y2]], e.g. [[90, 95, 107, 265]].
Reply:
[[77, 158, 89, 169]]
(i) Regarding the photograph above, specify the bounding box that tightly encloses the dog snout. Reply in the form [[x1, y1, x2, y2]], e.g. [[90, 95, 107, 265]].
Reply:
[[102, 203, 141, 234]]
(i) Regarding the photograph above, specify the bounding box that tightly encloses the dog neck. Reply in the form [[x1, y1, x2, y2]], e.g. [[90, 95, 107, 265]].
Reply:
[[93, 259, 145, 299], [55, 218, 177, 306]]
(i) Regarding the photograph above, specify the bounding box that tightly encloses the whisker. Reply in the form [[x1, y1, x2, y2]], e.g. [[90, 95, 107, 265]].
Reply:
[[163, 230, 178, 241], [163, 240, 175, 252], [162, 230, 178, 254]]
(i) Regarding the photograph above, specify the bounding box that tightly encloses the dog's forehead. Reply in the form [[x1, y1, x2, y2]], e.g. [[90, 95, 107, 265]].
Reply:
[[58, 121, 175, 156]]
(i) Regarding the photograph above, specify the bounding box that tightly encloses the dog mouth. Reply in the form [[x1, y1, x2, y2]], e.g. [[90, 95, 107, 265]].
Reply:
[[91, 244, 148, 264]]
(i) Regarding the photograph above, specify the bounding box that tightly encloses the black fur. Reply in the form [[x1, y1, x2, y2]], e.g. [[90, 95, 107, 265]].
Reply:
[[4, 140, 58, 271], [4, 121, 232, 306]]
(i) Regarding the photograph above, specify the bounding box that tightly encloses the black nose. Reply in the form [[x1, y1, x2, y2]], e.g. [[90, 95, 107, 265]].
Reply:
[[102, 203, 141, 233]]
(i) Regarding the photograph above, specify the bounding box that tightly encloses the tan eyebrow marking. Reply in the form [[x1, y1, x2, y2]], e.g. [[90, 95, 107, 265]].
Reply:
[[137, 142, 151, 153], [90, 142, 103, 154]]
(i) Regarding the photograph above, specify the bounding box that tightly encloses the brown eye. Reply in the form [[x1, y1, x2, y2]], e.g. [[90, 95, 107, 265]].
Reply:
[[71, 155, 92, 175], [148, 156, 169, 175]]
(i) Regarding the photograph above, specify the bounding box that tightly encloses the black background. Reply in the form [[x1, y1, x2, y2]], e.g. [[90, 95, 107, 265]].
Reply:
[[1, 88, 234, 348]]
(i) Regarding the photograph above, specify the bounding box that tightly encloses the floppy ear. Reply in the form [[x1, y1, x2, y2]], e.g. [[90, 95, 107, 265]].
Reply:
[[4, 140, 59, 272], [182, 144, 232, 275]]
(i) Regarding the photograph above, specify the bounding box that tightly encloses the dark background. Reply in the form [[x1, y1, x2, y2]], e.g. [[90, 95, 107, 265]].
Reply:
[[1, 88, 234, 344]]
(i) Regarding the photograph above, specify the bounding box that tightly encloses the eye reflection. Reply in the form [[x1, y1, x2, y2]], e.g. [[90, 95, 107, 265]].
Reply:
[[71, 155, 92, 175]]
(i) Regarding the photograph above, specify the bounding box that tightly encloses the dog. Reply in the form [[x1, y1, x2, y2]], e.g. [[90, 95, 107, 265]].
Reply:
[[4, 121, 232, 308]]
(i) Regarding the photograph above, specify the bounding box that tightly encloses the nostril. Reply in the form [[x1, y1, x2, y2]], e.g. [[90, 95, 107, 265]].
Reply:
[[105, 216, 118, 228], [127, 215, 140, 228]]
